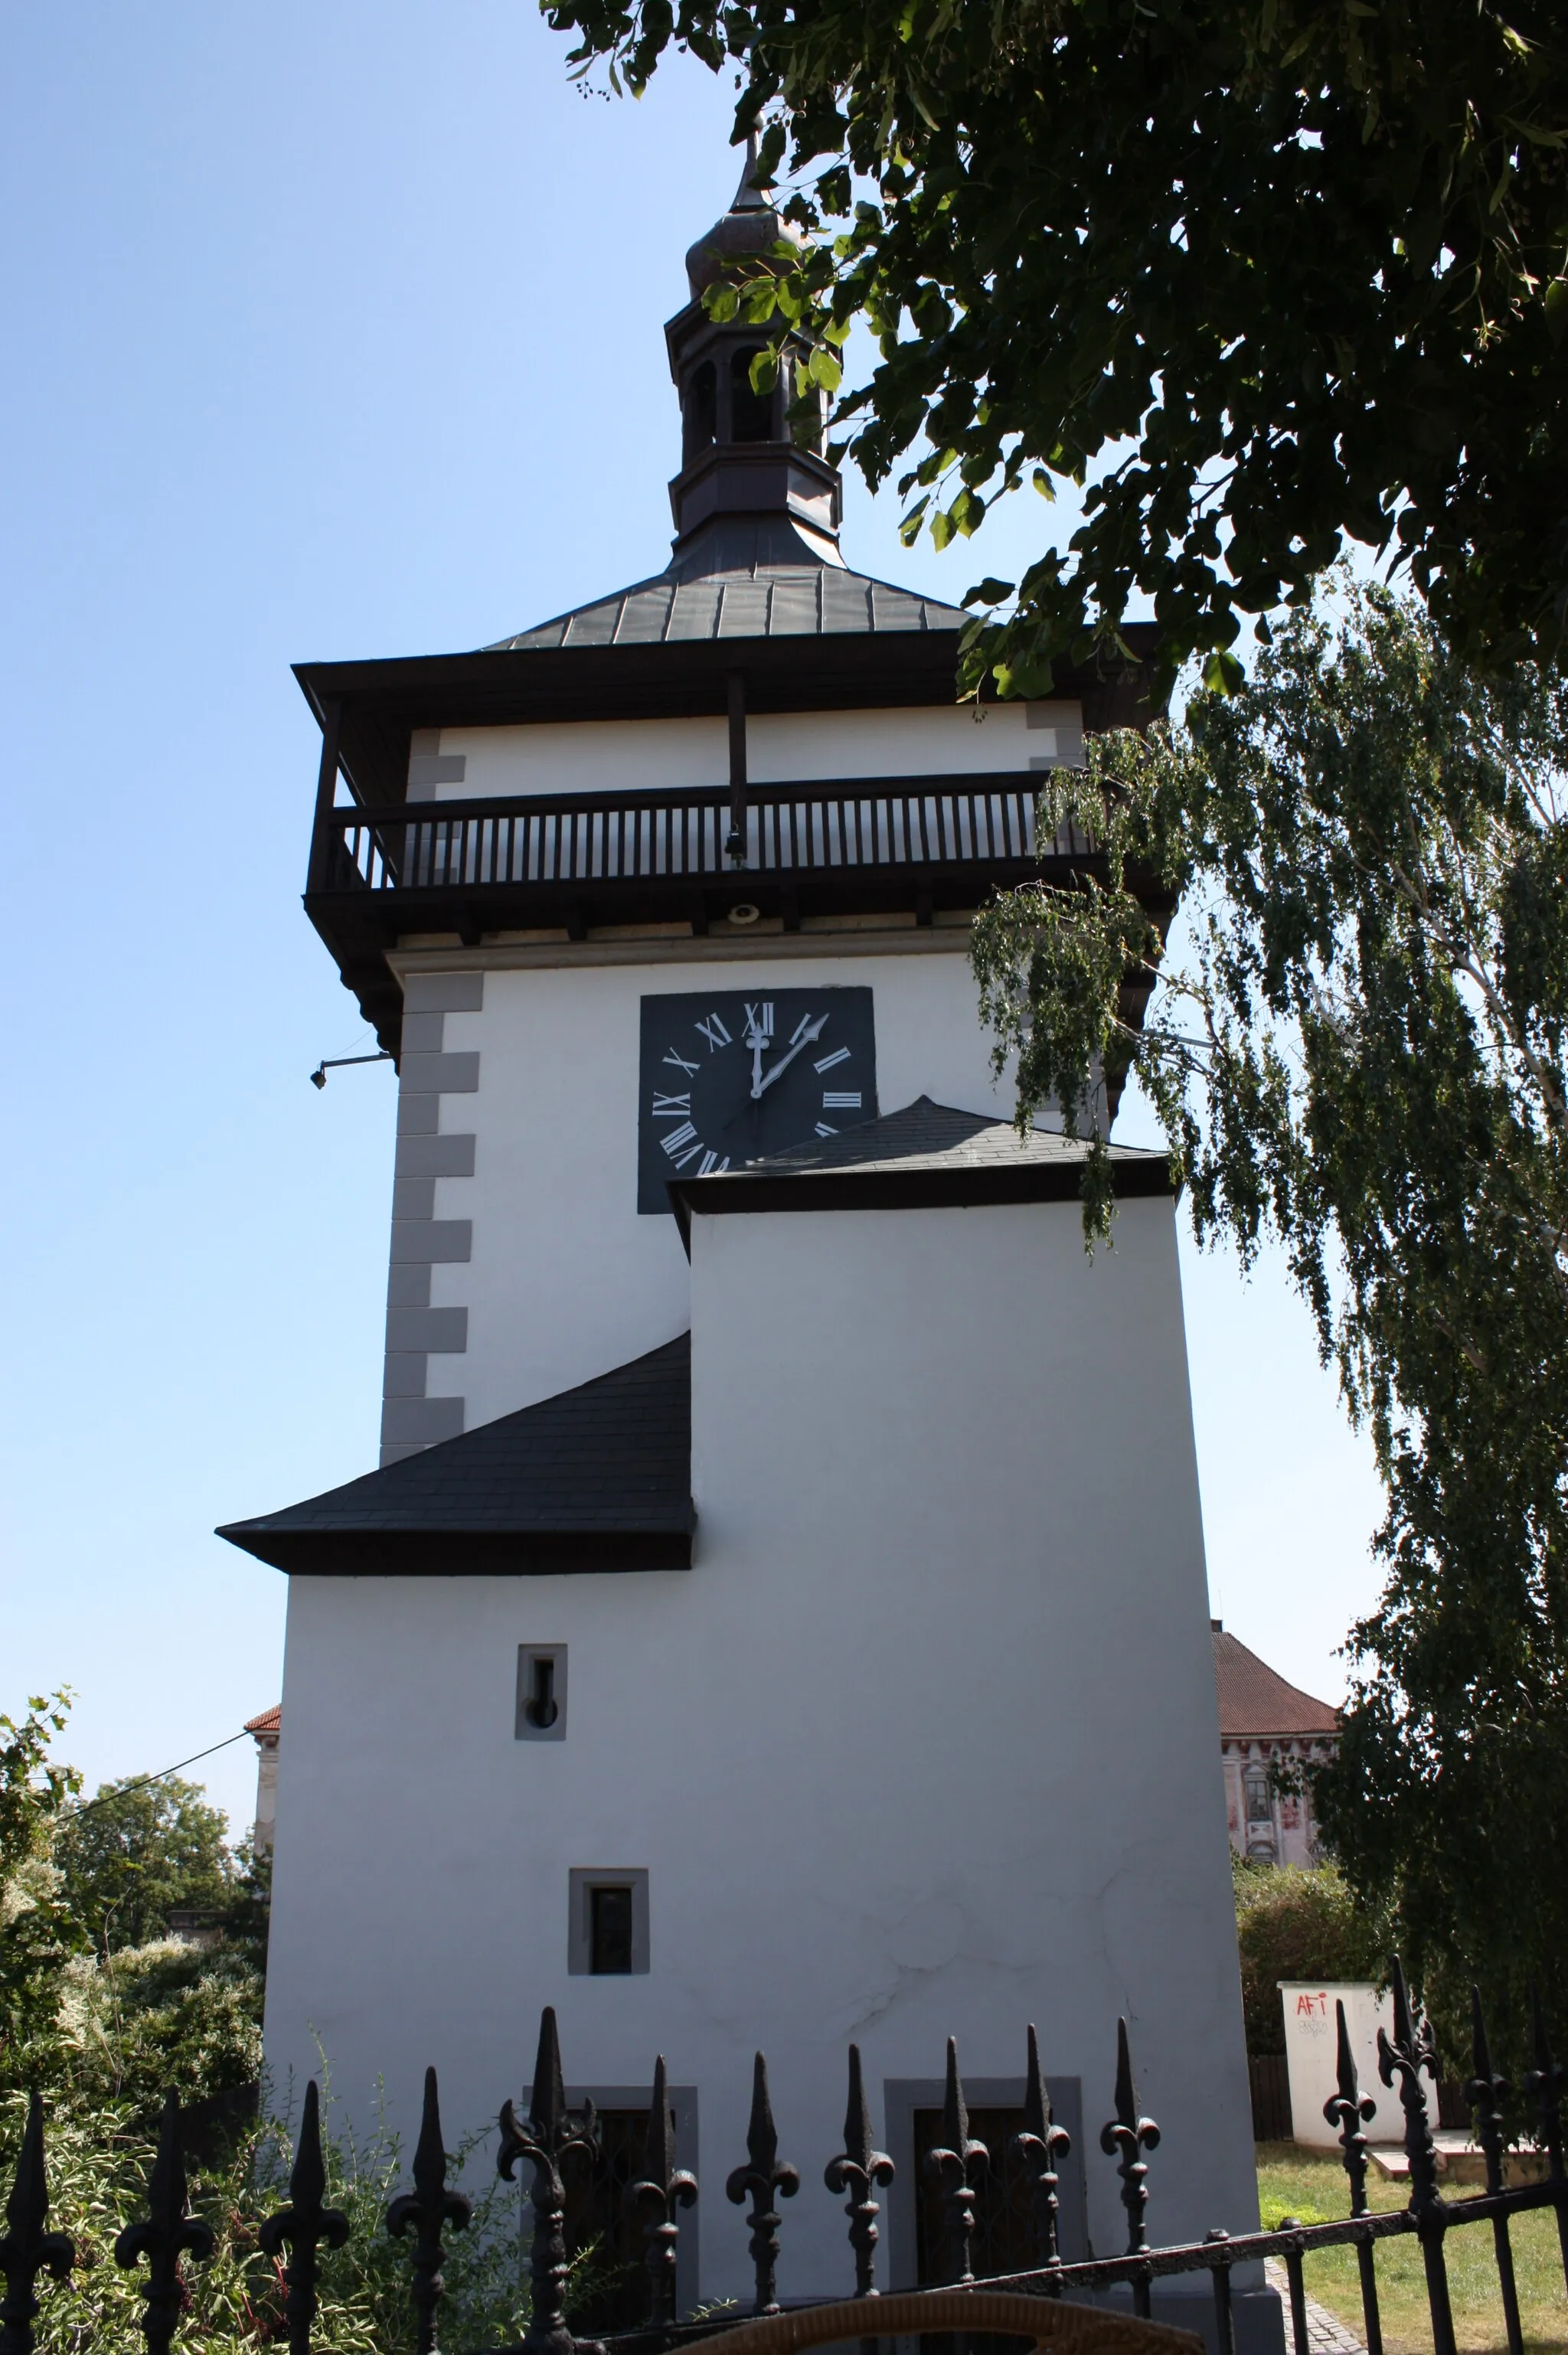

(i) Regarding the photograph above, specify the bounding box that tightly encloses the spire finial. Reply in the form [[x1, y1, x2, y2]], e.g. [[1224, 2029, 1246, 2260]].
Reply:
[[732, 129, 767, 213]]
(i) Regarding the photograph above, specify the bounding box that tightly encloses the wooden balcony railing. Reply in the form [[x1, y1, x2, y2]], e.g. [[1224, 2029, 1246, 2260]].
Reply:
[[320, 772, 1089, 897]]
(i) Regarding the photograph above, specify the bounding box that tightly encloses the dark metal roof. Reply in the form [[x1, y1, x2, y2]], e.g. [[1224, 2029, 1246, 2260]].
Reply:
[[217, 1336, 694, 1575], [667, 1096, 1173, 1244], [488, 561, 967, 655]]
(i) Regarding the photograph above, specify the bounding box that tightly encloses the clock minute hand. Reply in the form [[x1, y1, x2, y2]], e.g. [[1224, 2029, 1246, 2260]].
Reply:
[[752, 1014, 828, 1099]]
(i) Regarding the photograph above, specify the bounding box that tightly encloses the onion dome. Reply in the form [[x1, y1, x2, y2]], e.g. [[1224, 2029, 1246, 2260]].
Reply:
[[684, 134, 802, 299]]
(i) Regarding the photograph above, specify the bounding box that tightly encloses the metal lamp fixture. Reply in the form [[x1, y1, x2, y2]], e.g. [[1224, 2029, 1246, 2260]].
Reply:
[[310, 1051, 394, 1089]]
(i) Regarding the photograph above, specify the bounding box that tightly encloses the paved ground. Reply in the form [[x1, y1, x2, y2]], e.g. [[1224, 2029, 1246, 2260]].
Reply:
[[1264, 2258, 1368, 2355]]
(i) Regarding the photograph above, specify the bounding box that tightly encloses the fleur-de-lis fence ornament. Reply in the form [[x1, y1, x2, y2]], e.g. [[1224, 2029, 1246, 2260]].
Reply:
[[1465, 1988, 1524, 2355], [1100, 2018, 1159, 2253], [257, 2079, 351, 2355], [386, 2067, 472, 2355], [924, 2038, 988, 2288], [1522, 1984, 1568, 2280], [725, 2053, 799, 2315], [628, 2056, 697, 2328], [1012, 2023, 1071, 2282], [1377, 1960, 1442, 2212], [1377, 1958, 1456, 2355], [0, 2092, 74, 2355], [498, 2007, 602, 2355], [113, 2092, 215, 2355], [1324, 2000, 1377, 2216], [1099, 2019, 1158, 2315], [1324, 1999, 1383, 2355], [823, 2043, 893, 2299]]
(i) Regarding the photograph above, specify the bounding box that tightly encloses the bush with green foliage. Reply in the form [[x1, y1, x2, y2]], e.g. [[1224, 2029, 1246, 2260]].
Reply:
[[1232, 1858, 1391, 2060], [51, 1938, 263, 2112]]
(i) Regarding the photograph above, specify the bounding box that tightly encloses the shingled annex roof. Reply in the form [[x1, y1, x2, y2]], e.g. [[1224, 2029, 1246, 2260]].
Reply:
[[216, 1336, 694, 1576], [488, 564, 967, 654], [666, 1096, 1174, 1245], [1212, 1623, 1340, 1740]]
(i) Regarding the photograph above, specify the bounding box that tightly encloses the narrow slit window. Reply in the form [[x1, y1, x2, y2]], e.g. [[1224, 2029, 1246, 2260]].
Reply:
[[590, 1884, 634, 1974], [684, 358, 717, 460]]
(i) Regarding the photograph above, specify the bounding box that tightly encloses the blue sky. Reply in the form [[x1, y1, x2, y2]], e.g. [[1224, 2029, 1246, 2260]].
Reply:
[[2, 2, 1383, 1839]]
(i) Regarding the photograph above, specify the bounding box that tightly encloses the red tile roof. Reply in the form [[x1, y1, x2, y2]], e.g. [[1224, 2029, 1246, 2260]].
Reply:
[[1212, 1624, 1338, 1739], [245, 1704, 281, 1737]]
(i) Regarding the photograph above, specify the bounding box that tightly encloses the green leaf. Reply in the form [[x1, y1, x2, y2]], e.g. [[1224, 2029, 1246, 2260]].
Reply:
[[808, 345, 842, 390], [991, 655, 1057, 698], [949, 485, 985, 536], [1201, 648, 1246, 694], [749, 346, 780, 393], [706, 285, 739, 323], [1031, 465, 1057, 501], [1546, 277, 1568, 341], [930, 505, 955, 551], [962, 577, 1015, 606]]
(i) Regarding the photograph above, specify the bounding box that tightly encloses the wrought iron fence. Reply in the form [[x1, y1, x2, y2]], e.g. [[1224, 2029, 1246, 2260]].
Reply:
[[2, 1961, 1564, 2355]]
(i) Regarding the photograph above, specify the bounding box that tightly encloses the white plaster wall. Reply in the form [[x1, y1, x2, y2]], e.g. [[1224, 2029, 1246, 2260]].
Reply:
[[423, 944, 1038, 1426], [264, 1194, 1256, 2298], [431, 702, 1083, 800]]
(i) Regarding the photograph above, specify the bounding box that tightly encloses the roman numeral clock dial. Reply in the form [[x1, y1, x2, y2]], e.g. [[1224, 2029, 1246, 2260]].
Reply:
[[637, 988, 877, 1213]]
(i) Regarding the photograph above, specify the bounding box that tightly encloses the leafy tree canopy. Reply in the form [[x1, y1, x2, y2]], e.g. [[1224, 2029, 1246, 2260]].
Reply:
[[0, 1696, 84, 2072], [972, 577, 1568, 2040], [54, 1774, 240, 1953], [544, 0, 1567, 685]]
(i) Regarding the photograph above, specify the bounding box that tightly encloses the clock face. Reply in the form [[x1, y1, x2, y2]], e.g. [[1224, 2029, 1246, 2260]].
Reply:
[[638, 987, 877, 1213]]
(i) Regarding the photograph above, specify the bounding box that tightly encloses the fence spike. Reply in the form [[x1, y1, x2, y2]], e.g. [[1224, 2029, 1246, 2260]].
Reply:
[[1324, 1999, 1377, 2218], [1012, 2023, 1071, 2279], [725, 2053, 798, 2315], [498, 2008, 600, 2355], [387, 2068, 472, 2355], [1524, 1983, 1566, 2178], [1376, 1960, 1443, 2213], [257, 2079, 351, 2355], [1099, 2014, 1160, 2313], [629, 2056, 697, 2327], [824, 2043, 893, 2298], [1523, 1984, 1568, 2288], [1465, 1988, 1511, 2198], [113, 2092, 216, 2355], [1465, 1991, 1525, 2355], [1377, 1958, 1456, 2355], [923, 2038, 988, 2287], [0, 2092, 74, 2355]]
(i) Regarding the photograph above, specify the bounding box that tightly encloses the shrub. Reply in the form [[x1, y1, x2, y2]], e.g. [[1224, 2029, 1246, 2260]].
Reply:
[[1233, 1857, 1391, 2059]]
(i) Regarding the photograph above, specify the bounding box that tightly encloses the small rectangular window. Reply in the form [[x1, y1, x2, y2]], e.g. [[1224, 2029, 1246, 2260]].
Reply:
[[567, 1867, 649, 1974]]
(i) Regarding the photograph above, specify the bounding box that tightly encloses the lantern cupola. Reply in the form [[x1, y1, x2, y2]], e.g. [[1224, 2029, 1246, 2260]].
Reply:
[[665, 138, 843, 578]]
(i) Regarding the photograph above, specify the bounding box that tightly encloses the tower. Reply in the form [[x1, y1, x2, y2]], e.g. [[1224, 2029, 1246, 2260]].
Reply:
[[219, 154, 1268, 2343]]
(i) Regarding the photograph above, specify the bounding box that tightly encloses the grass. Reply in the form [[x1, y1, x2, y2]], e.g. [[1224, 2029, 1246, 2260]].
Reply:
[[1256, 2142, 1568, 2355]]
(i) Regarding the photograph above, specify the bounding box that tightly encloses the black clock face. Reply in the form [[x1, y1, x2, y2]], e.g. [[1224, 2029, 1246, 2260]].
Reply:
[[638, 987, 877, 1213]]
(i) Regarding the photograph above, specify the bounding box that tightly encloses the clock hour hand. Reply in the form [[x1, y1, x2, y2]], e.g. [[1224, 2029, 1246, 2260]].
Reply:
[[751, 1014, 828, 1099]]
